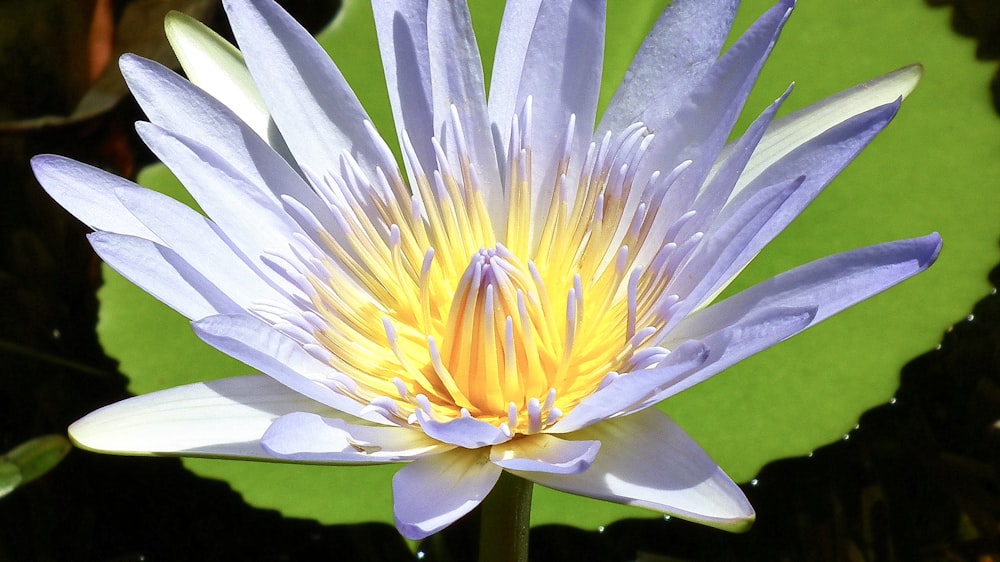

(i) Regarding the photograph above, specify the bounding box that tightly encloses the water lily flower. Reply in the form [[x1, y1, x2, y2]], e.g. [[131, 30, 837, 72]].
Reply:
[[34, 0, 940, 542]]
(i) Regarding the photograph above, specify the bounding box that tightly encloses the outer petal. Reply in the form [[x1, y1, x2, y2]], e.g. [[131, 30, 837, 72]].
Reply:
[[191, 313, 392, 424], [69, 375, 332, 459], [112, 185, 294, 312], [638, 304, 817, 407], [392, 447, 502, 540], [261, 412, 453, 463], [89, 232, 239, 320], [119, 54, 325, 225], [637, 0, 793, 218], [682, 101, 903, 311], [222, 0, 382, 183], [489, 433, 599, 475], [599, 0, 738, 133], [31, 155, 162, 242], [652, 235, 940, 405], [134, 121, 309, 298], [668, 234, 943, 348], [512, 408, 754, 531]]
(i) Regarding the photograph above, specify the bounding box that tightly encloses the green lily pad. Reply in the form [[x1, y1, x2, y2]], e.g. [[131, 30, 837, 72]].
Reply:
[[97, 0, 999, 530]]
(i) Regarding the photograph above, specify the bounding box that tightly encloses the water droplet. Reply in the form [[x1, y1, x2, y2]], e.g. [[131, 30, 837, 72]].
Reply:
[[596, 526, 605, 533], [416, 551, 426, 560], [966, 314, 975, 322], [750, 478, 760, 488], [889, 397, 897, 405]]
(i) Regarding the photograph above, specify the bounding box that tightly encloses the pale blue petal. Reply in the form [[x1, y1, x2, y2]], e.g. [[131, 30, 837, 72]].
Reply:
[[392, 447, 502, 540], [69, 375, 332, 459], [112, 185, 294, 312], [682, 86, 792, 240], [547, 340, 709, 434], [221, 0, 382, 181], [488, 0, 605, 223], [489, 433, 599, 475], [630, 87, 791, 272], [372, 1, 434, 170], [426, 1, 504, 229], [413, 408, 509, 449], [120, 55, 331, 228], [261, 412, 452, 463], [639, 304, 817, 407], [640, 0, 793, 219], [670, 101, 903, 320], [599, 0, 738, 133], [191, 313, 394, 424], [512, 409, 754, 531], [134, 121, 308, 296], [89, 232, 239, 320], [667, 234, 943, 351], [662, 176, 803, 331], [649, 235, 941, 402], [31, 155, 161, 242]]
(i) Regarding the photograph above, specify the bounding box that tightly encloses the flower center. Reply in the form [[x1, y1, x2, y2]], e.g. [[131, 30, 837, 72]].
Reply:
[[265, 107, 691, 436]]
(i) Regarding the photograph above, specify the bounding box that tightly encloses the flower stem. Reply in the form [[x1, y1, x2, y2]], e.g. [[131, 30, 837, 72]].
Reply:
[[478, 471, 532, 562]]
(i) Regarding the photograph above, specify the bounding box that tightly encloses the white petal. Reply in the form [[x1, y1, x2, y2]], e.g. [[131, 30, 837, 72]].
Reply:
[[261, 412, 453, 463], [392, 447, 502, 540], [512, 409, 754, 531], [164, 11, 275, 144], [489, 433, 599, 475], [69, 375, 332, 459]]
